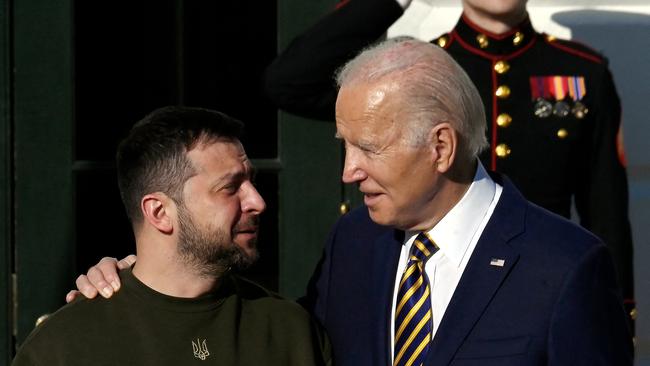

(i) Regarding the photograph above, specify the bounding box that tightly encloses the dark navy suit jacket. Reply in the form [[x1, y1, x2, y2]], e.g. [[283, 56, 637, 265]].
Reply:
[[303, 174, 632, 365]]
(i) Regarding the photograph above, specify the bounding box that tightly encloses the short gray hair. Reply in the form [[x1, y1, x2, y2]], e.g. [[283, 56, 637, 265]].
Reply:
[[336, 37, 488, 158]]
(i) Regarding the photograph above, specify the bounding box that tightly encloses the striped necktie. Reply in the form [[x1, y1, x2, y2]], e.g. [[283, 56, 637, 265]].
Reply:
[[393, 232, 439, 366]]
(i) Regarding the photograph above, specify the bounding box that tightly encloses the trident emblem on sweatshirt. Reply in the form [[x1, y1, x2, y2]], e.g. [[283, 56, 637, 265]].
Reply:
[[192, 338, 210, 360]]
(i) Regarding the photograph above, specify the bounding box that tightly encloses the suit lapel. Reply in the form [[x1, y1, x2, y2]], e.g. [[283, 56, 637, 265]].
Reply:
[[425, 176, 526, 365], [370, 229, 403, 366]]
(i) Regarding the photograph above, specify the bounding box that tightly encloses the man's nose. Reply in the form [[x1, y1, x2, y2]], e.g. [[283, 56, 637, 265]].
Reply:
[[241, 181, 266, 214], [341, 150, 367, 184]]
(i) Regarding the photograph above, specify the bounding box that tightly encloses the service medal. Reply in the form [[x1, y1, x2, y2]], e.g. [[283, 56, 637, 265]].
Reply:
[[534, 98, 553, 118], [572, 101, 588, 119], [553, 101, 571, 118]]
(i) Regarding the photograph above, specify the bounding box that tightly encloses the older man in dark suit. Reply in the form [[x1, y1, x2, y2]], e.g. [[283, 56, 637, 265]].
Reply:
[[303, 37, 631, 365]]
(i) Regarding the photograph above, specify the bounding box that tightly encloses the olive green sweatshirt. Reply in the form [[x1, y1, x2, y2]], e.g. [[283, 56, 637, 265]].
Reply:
[[13, 268, 331, 365]]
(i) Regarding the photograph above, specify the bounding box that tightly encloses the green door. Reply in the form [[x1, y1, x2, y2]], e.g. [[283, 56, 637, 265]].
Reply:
[[276, 0, 345, 299], [0, 0, 12, 362], [12, 0, 76, 357]]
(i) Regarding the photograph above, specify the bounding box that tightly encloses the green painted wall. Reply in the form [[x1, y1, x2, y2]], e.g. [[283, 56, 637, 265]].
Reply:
[[0, 0, 12, 363], [13, 0, 75, 345], [277, 0, 344, 299]]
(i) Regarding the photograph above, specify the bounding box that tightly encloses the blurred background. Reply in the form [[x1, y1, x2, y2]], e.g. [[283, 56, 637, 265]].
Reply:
[[0, 0, 647, 364]]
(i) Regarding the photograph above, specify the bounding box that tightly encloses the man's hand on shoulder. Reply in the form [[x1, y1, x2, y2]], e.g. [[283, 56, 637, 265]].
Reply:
[[65, 255, 137, 303]]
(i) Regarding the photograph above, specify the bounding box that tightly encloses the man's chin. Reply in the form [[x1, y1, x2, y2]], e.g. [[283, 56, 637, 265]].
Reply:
[[367, 208, 396, 228], [232, 239, 259, 268]]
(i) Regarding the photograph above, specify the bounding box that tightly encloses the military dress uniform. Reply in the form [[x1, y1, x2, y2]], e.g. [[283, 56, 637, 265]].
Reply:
[[264, 0, 635, 330]]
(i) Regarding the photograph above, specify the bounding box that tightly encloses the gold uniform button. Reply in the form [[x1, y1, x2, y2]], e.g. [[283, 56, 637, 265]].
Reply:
[[495, 85, 511, 99], [437, 36, 449, 48], [557, 128, 568, 139], [513, 31, 524, 46], [494, 60, 510, 74], [630, 308, 638, 320], [476, 34, 489, 49], [339, 202, 350, 215], [496, 113, 512, 127], [546, 34, 557, 42], [495, 143, 511, 158]]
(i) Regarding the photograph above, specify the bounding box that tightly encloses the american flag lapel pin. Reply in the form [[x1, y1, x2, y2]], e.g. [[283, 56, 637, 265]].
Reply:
[[490, 258, 505, 267]]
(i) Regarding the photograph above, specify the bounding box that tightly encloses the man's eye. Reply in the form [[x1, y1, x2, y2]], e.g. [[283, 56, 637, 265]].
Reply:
[[223, 184, 239, 193], [360, 145, 378, 155]]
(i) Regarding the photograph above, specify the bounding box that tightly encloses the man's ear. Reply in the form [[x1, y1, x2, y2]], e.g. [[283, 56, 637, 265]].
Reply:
[[429, 122, 458, 173], [140, 193, 175, 234]]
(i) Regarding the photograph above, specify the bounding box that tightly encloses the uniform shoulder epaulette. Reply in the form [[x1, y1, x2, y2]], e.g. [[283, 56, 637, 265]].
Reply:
[[543, 33, 605, 64], [431, 32, 452, 49]]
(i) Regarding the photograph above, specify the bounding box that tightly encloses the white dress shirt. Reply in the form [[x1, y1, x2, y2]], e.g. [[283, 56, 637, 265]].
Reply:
[[390, 162, 503, 362]]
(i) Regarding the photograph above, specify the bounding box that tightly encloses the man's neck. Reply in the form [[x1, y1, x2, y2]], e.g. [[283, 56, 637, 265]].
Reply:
[[132, 254, 221, 298], [409, 159, 477, 232], [462, 7, 528, 35]]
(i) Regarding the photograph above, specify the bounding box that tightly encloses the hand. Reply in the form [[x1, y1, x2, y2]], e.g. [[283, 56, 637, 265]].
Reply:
[[65, 255, 137, 303]]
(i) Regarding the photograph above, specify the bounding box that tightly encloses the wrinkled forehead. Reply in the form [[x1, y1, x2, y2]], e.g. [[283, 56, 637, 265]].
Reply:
[[335, 80, 409, 138]]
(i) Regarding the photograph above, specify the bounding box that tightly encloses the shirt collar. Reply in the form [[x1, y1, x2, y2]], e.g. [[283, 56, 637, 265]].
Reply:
[[451, 13, 537, 58], [406, 162, 496, 267]]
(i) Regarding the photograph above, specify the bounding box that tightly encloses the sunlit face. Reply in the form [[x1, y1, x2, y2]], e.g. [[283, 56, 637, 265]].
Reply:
[[462, 0, 527, 19], [176, 139, 266, 276], [335, 81, 440, 231]]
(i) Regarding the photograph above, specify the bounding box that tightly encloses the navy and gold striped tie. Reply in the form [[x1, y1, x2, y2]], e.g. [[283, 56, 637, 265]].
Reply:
[[393, 232, 439, 366]]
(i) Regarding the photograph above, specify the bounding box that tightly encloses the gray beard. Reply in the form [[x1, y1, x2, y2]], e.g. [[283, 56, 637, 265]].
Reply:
[[176, 203, 258, 279]]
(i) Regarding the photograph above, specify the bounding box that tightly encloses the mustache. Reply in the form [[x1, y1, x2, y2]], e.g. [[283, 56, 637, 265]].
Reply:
[[233, 216, 260, 232]]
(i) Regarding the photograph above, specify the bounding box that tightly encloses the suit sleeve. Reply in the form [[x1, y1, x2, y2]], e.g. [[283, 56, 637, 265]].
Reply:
[[547, 244, 633, 365], [573, 65, 634, 314], [299, 214, 343, 324], [264, 0, 403, 120]]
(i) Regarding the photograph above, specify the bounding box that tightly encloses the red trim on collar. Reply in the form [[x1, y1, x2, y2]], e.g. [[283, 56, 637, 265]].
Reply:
[[452, 29, 538, 60], [461, 13, 526, 40]]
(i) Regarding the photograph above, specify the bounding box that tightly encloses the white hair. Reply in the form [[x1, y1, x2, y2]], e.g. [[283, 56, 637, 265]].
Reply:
[[336, 37, 488, 158]]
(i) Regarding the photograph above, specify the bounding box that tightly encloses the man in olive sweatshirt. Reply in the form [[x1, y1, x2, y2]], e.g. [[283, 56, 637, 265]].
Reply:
[[12, 106, 331, 366]]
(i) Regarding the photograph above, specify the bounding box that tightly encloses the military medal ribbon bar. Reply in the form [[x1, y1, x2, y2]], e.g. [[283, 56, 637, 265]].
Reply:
[[530, 76, 588, 119]]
